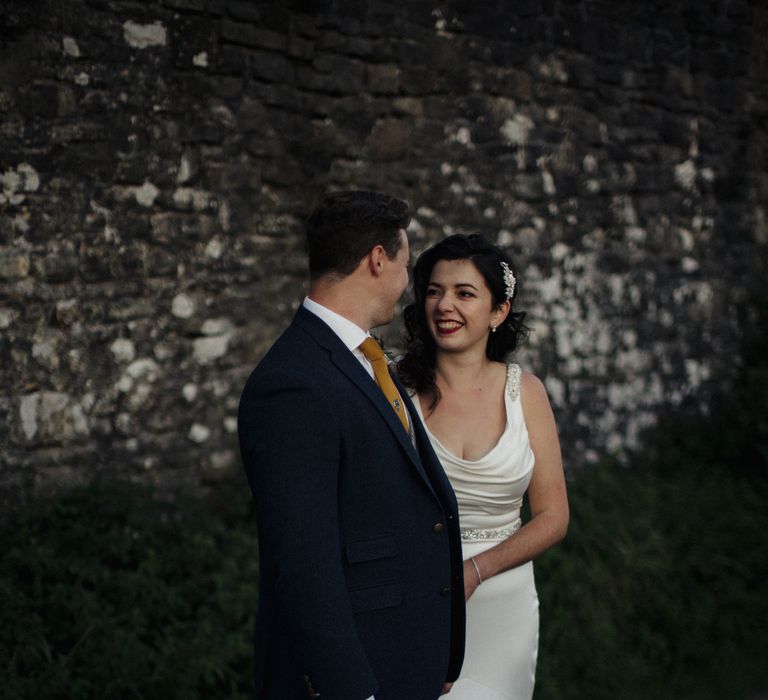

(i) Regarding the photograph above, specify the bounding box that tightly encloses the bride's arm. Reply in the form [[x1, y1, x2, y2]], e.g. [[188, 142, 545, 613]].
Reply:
[[468, 372, 569, 590]]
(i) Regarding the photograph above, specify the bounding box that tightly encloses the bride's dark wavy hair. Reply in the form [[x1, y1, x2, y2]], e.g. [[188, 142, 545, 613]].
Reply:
[[397, 234, 529, 409]]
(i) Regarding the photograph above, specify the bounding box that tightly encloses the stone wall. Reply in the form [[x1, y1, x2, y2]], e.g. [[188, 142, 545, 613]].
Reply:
[[1, 0, 767, 508]]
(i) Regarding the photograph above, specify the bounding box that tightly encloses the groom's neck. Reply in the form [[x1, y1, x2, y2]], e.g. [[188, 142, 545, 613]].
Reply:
[[308, 278, 374, 332]]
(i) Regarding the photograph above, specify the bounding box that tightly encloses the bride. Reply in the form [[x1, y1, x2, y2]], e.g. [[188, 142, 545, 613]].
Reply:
[[398, 234, 569, 700]]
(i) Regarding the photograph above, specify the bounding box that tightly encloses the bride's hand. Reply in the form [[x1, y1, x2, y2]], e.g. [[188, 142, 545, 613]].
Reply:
[[463, 559, 481, 601]]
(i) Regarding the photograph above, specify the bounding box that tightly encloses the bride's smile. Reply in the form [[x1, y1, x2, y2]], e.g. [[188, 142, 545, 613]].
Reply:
[[425, 258, 508, 351]]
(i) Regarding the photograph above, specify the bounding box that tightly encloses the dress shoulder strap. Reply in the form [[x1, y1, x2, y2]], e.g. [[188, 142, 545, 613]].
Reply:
[[506, 363, 521, 401]]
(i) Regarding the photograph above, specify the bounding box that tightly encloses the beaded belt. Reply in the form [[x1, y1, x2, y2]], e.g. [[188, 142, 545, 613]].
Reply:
[[461, 519, 521, 542]]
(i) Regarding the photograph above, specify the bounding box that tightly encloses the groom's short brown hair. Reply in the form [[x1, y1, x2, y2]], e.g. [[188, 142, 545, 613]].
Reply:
[[306, 190, 411, 280]]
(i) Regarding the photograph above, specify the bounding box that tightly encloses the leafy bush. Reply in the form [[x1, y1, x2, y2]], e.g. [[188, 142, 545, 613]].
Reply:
[[3, 468, 765, 700], [0, 481, 257, 700], [534, 463, 768, 700]]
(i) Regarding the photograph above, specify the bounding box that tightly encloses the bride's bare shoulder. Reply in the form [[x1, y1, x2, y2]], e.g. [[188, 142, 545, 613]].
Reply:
[[518, 369, 553, 407]]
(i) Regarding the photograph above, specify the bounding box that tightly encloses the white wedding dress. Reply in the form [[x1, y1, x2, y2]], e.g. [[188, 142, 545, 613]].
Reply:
[[412, 364, 538, 700]]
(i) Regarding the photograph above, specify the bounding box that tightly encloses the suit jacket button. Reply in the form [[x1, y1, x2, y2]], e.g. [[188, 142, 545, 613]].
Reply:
[[441, 586, 451, 596], [433, 522, 445, 533]]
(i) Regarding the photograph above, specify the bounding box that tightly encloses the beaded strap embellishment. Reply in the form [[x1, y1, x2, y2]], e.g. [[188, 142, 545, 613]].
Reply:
[[506, 363, 521, 401]]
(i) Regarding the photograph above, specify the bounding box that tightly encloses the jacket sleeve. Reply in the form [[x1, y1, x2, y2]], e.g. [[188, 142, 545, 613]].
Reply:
[[238, 373, 379, 700]]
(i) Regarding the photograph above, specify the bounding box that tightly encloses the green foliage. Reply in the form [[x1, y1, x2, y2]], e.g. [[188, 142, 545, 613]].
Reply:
[[534, 463, 768, 700], [4, 471, 765, 700], [0, 481, 258, 700]]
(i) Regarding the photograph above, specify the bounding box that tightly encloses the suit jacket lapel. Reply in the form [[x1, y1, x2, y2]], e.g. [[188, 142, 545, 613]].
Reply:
[[294, 307, 437, 498], [329, 344, 439, 499]]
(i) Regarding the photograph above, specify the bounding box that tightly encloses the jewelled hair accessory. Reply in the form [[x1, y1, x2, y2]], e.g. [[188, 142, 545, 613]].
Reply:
[[500, 261, 516, 298]]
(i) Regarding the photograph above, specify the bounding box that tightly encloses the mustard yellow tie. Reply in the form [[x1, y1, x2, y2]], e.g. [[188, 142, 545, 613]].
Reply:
[[359, 337, 410, 434]]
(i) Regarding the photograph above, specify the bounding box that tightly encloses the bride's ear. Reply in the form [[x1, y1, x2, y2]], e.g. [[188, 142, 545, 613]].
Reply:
[[493, 299, 511, 327]]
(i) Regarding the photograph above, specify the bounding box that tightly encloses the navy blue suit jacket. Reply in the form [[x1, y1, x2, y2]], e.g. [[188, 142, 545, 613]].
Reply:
[[238, 306, 465, 700]]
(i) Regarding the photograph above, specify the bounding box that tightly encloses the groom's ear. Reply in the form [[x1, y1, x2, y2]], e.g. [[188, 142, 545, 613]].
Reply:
[[366, 244, 387, 277], [349, 247, 380, 279]]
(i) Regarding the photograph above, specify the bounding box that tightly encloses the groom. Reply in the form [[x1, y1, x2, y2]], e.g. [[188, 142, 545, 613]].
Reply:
[[238, 191, 465, 700]]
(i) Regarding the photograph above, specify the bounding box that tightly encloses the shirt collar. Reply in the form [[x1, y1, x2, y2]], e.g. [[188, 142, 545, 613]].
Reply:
[[302, 297, 368, 353]]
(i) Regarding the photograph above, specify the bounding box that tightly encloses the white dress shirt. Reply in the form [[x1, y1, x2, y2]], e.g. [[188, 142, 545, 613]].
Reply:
[[302, 297, 375, 379], [303, 297, 377, 700]]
